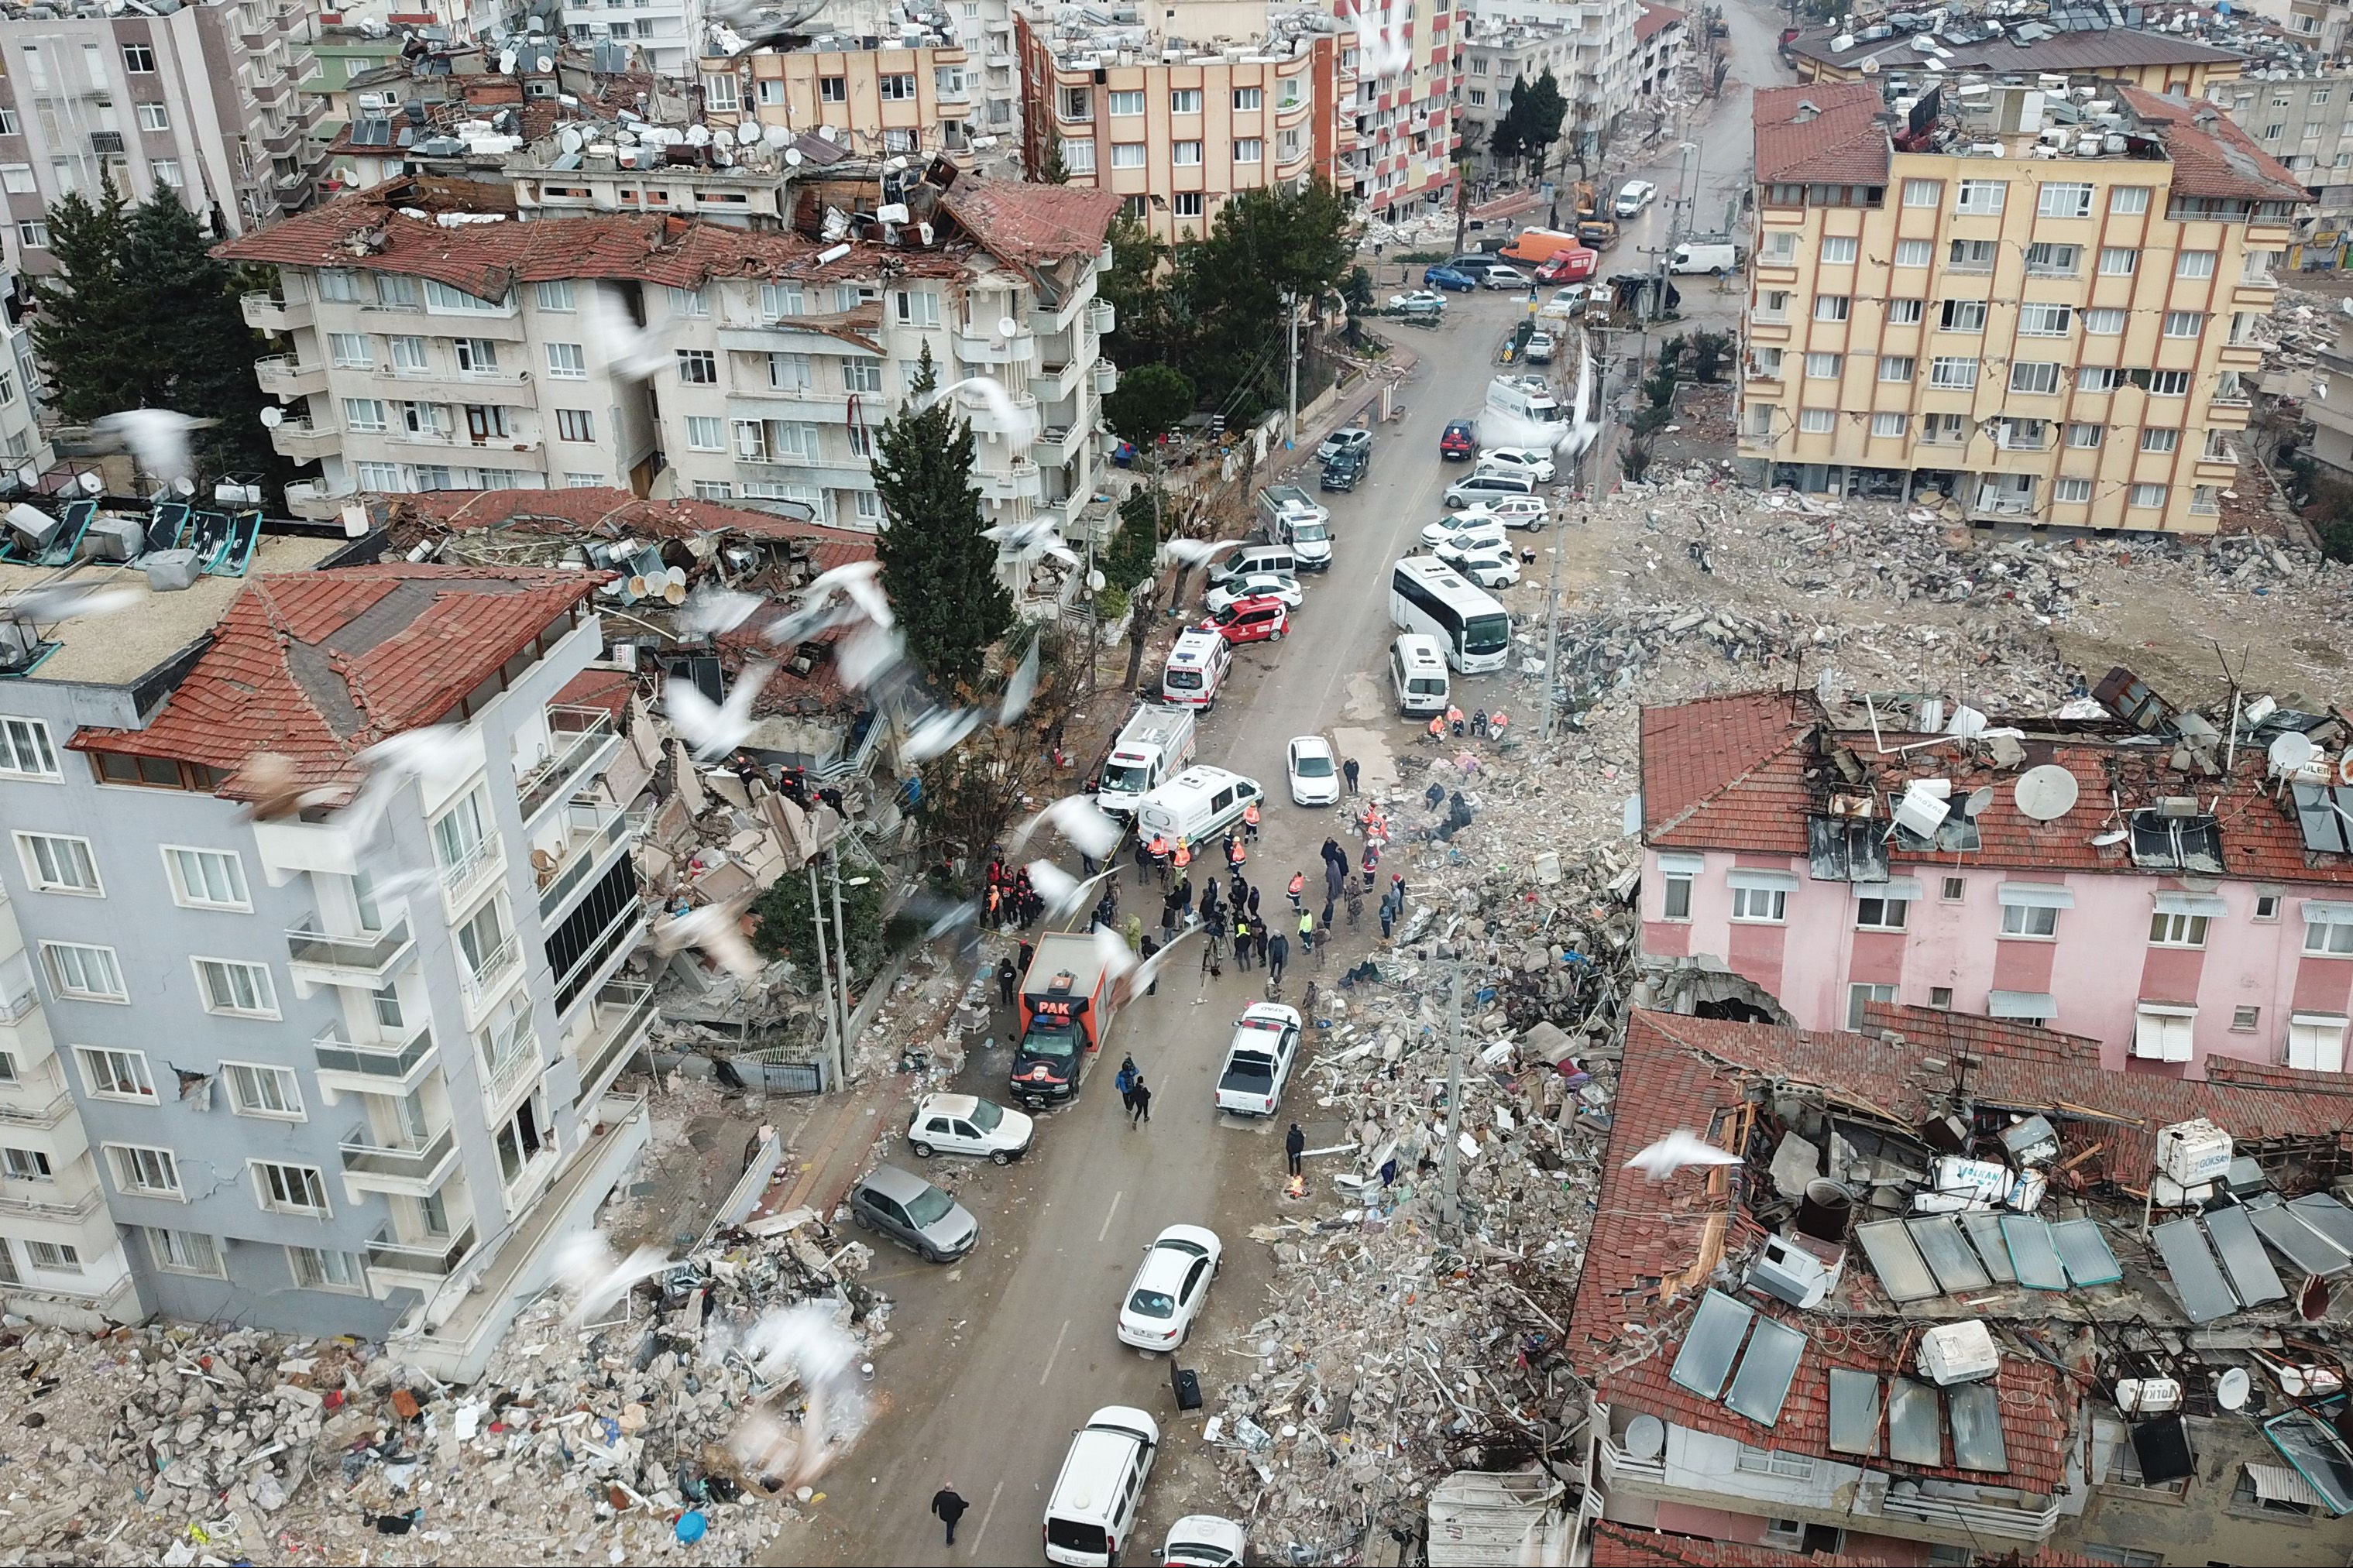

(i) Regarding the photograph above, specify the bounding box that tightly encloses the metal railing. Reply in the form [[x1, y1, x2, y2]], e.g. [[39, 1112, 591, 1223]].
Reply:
[[339, 1121, 455, 1182], [460, 932, 520, 1011], [0, 1186, 100, 1220], [572, 980, 658, 1105], [537, 805, 629, 918], [313, 1021, 435, 1081], [438, 832, 503, 901], [0, 1090, 71, 1128], [367, 1223, 476, 1275], [286, 914, 411, 976]]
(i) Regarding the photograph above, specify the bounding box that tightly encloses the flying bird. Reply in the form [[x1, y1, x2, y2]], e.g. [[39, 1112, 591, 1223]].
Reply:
[[1, 582, 139, 625], [833, 619, 904, 692], [1007, 794, 1125, 861], [676, 585, 763, 639], [334, 725, 483, 845], [1158, 537, 1244, 568], [1351, 0, 1414, 79], [1623, 1130, 1743, 1181], [652, 895, 765, 980], [922, 374, 1038, 453], [94, 410, 215, 483], [235, 752, 344, 823], [551, 1232, 675, 1326], [902, 704, 981, 763], [999, 635, 1041, 726], [665, 660, 775, 759], [801, 559, 895, 629], [1026, 859, 1115, 924]]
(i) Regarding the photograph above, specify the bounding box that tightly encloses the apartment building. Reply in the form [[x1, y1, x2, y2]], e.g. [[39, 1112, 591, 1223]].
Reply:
[[0, 275, 52, 476], [1787, 23, 2248, 98], [0, 529, 654, 1368], [1346, 0, 1460, 225], [1632, 2, 1683, 102], [1464, 0, 1638, 171], [699, 38, 991, 161], [218, 172, 1122, 538], [1637, 684, 2353, 1081], [1456, 19, 1573, 178], [2303, 326, 2353, 472], [2199, 68, 2353, 269], [1737, 80, 2296, 536], [0, 0, 330, 275], [559, 0, 699, 75]]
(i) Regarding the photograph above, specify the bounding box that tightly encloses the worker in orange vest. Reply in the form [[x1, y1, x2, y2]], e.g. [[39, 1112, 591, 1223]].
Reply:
[[1242, 800, 1260, 842], [1286, 870, 1307, 910], [1427, 714, 1444, 743], [1171, 837, 1192, 870], [1445, 705, 1465, 738], [1490, 709, 1510, 740]]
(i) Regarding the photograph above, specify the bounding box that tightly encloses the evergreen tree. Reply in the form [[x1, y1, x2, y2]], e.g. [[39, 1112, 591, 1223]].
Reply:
[[872, 348, 1010, 691], [1038, 137, 1071, 184], [30, 176, 143, 424], [123, 196, 279, 480], [1519, 70, 1569, 177]]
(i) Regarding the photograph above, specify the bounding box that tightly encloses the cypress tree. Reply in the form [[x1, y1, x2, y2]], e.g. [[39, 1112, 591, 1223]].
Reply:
[[871, 347, 1011, 691], [29, 175, 141, 423], [122, 194, 280, 479]]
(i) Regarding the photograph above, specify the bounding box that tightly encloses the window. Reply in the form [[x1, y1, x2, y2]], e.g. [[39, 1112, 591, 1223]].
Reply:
[[2176, 250, 2216, 280], [317, 269, 360, 303], [2038, 181, 2094, 218], [894, 290, 940, 327], [2055, 477, 2094, 504], [685, 415, 724, 451], [1877, 355, 1914, 382], [16, 832, 98, 894], [665, 285, 708, 318], [2162, 311, 2205, 338], [290, 1246, 366, 1292], [1955, 180, 2005, 214], [2109, 186, 2151, 215], [2130, 482, 2169, 510], [342, 397, 386, 434], [374, 274, 421, 308], [2010, 362, 2061, 396], [1902, 177, 1942, 207], [135, 100, 170, 132], [2098, 246, 2138, 276], [2149, 910, 2208, 946], [1754, 290, 1789, 323], [1929, 358, 1977, 390], [1169, 88, 1201, 114], [1893, 238, 1931, 267], [1884, 297, 1924, 328], [431, 785, 491, 883], [821, 76, 848, 104], [46, 942, 125, 1001], [15, 222, 48, 250], [1060, 138, 1096, 174], [148, 1229, 221, 1276], [388, 335, 428, 372], [26, 1241, 78, 1274], [842, 357, 882, 393], [0, 109, 15, 134], [2305, 908, 2353, 955], [76, 1045, 152, 1100], [1798, 408, 1835, 434], [252, 1161, 331, 1216], [1759, 231, 1798, 262], [1939, 298, 1986, 332], [2132, 1004, 2195, 1062], [692, 481, 733, 501], [1735, 1445, 1815, 1479], [2232, 1005, 2262, 1032], [1871, 412, 1908, 438], [0, 165, 29, 195], [107, 1143, 180, 1197], [2018, 303, 2073, 336], [1111, 142, 1146, 168], [454, 338, 498, 374], [2002, 903, 2059, 938], [1730, 884, 1787, 922], [546, 342, 586, 379], [1805, 352, 1842, 379], [195, 959, 277, 1018], [3, 1146, 50, 1182], [1234, 86, 1262, 110], [878, 73, 915, 101], [1820, 235, 1857, 263], [328, 332, 372, 368], [1661, 868, 1694, 919], [701, 72, 739, 112], [2148, 370, 2190, 396], [1847, 983, 1898, 1030], [2287, 1012, 2349, 1072], [2083, 307, 2125, 335], [555, 408, 594, 443], [357, 463, 402, 491], [1171, 140, 1203, 166], [676, 350, 717, 384], [1856, 894, 1908, 930], [1941, 877, 1966, 902], [122, 43, 155, 72], [2025, 242, 2080, 276], [535, 280, 574, 311], [2256, 894, 2282, 921], [1814, 295, 1850, 322], [564, 472, 602, 489], [2141, 427, 2180, 455], [151, 159, 180, 189], [2078, 366, 2121, 393]]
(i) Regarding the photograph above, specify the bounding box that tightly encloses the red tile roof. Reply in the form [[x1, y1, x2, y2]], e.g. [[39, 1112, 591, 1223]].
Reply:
[[1633, 4, 1684, 43], [1753, 82, 1891, 187], [2115, 85, 2310, 204], [73, 565, 601, 805], [1589, 1522, 1908, 1566], [939, 178, 1125, 269], [1639, 686, 2353, 887], [389, 487, 875, 573]]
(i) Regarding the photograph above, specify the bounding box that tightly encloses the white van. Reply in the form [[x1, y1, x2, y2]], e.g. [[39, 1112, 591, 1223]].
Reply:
[[1135, 764, 1265, 847], [1389, 633, 1450, 716], [1209, 543, 1298, 588], [1044, 1405, 1159, 1566], [1161, 629, 1231, 710]]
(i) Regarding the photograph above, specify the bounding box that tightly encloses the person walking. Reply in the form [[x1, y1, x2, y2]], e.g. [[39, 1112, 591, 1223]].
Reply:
[[1242, 798, 1261, 842], [1232, 913, 1253, 970], [1268, 930, 1290, 986], [1287, 870, 1307, 911], [1300, 908, 1317, 965], [932, 1485, 969, 1546], [995, 955, 1016, 1008], [1343, 757, 1360, 794], [1139, 934, 1161, 995], [1115, 1056, 1138, 1116], [1285, 1122, 1307, 1178], [1129, 1076, 1152, 1127]]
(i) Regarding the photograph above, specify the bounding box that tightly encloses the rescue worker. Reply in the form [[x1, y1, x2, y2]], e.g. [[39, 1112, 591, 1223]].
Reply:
[[1242, 799, 1261, 842]]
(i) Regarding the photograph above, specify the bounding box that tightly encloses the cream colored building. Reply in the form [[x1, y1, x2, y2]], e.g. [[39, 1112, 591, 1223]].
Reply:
[[699, 39, 1004, 160], [1737, 81, 2299, 536]]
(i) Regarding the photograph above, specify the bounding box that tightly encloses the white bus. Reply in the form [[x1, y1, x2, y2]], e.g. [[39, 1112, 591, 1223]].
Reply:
[[1389, 556, 1511, 674]]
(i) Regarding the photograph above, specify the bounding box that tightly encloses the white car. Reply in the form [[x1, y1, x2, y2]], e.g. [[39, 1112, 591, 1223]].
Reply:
[[906, 1093, 1035, 1165], [1164, 1516, 1249, 1567], [1215, 1002, 1301, 1116], [1538, 285, 1588, 321], [1478, 445, 1558, 484], [1444, 545, 1523, 588], [1614, 179, 1657, 218], [1286, 734, 1340, 805], [1386, 289, 1446, 312], [1420, 516, 1510, 554], [1479, 264, 1530, 290], [1115, 1223, 1224, 1350], [1203, 572, 1304, 615], [1446, 471, 1537, 508], [1478, 495, 1554, 530]]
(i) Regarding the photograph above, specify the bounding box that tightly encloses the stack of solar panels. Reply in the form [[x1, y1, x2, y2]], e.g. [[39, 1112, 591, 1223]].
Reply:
[[1853, 1212, 2122, 1303], [1667, 1289, 1809, 1427], [1826, 1367, 2011, 1473], [2152, 1192, 2353, 1326]]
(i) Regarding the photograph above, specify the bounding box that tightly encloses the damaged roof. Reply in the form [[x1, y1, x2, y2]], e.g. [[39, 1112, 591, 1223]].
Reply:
[[387, 486, 875, 573], [1752, 82, 1891, 187], [1787, 22, 2244, 74], [937, 178, 1126, 270], [2115, 84, 2311, 204]]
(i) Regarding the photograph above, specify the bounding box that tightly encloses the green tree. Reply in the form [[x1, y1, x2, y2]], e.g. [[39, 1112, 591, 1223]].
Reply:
[[1101, 362, 1195, 449], [750, 869, 885, 978], [1491, 80, 1530, 171], [1038, 137, 1070, 184], [30, 177, 143, 424], [872, 347, 1012, 691], [1517, 70, 1568, 177], [1340, 265, 1373, 315], [122, 196, 279, 479]]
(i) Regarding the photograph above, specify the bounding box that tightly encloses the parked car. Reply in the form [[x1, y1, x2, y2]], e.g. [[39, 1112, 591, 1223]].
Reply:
[[1203, 572, 1303, 615], [1441, 544, 1523, 588], [1216, 1002, 1302, 1115], [1320, 447, 1369, 492], [1613, 179, 1657, 218], [1386, 289, 1446, 315], [1115, 1223, 1224, 1350], [1538, 285, 1589, 322], [1439, 420, 1479, 461], [1523, 330, 1557, 365], [1163, 1516, 1249, 1568], [1445, 471, 1538, 508], [1201, 595, 1290, 645], [1423, 264, 1479, 292], [848, 1165, 978, 1262], [1286, 734, 1339, 805], [1421, 516, 1511, 554], [1316, 427, 1373, 464], [1478, 446, 1558, 484], [1474, 495, 1554, 530], [1479, 263, 1531, 290], [906, 1093, 1034, 1164], [1045, 1408, 1159, 1566]]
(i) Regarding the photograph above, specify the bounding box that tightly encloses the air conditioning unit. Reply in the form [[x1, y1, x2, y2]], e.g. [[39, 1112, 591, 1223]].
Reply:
[[1917, 1320, 2001, 1385]]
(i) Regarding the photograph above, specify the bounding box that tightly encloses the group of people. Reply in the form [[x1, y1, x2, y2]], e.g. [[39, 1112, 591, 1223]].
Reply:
[[980, 855, 1047, 931], [1422, 705, 1510, 745]]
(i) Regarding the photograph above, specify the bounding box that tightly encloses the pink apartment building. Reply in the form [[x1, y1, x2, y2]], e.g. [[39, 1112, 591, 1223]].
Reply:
[[1637, 685, 2353, 1080]]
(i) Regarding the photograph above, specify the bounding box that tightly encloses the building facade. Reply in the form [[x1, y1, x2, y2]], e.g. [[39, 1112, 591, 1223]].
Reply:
[[1464, 0, 1637, 172], [218, 174, 1122, 541], [1456, 19, 1575, 180], [1738, 81, 2296, 536], [699, 39, 993, 161], [0, 541, 654, 1371], [2201, 68, 2353, 269], [0, 0, 330, 275]]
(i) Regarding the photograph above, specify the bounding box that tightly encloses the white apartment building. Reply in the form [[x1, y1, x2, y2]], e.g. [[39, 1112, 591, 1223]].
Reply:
[[1464, 0, 1639, 169], [218, 173, 1123, 541], [562, 0, 702, 76], [0, 0, 329, 276], [1458, 19, 1576, 178], [0, 276, 52, 476]]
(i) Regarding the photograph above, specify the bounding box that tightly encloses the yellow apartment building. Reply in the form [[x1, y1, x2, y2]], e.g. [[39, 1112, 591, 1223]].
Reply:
[[1736, 79, 2301, 535], [700, 43, 981, 158], [1785, 26, 2246, 99]]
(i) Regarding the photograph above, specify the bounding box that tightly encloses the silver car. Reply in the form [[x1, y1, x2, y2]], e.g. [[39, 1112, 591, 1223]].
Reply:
[[850, 1165, 979, 1262]]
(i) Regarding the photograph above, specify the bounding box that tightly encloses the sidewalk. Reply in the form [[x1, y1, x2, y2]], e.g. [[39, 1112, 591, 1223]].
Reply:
[[750, 1068, 911, 1219]]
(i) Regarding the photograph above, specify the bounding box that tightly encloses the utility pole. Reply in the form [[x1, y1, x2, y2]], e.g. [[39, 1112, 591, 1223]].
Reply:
[[807, 855, 843, 1091], [828, 850, 854, 1072], [1084, 525, 1098, 693], [1541, 331, 1585, 743], [1438, 963, 1466, 1236], [1284, 290, 1300, 446]]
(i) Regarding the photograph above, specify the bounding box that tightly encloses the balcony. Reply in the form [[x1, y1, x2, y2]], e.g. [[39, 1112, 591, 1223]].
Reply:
[[0, 969, 37, 1024], [1093, 358, 1118, 396], [555, 897, 647, 1014], [1032, 424, 1088, 465], [270, 417, 339, 461], [1031, 359, 1084, 402], [572, 978, 658, 1107], [0, 1186, 101, 1220], [1089, 298, 1116, 335], [340, 1121, 458, 1195], [951, 324, 1036, 367], [0, 1089, 70, 1129], [242, 290, 311, 331], [974, 459, 1045, 503], [459, 932, 521, 1015], [312, 1022, 437, 1099], [956, 383, 1039, 437], [437, 831, 504, 908], [517, 706, 620, 823], [536, 803, 630, 921], [287, 914, 414, 990], [367, 1223, 477, 1280]]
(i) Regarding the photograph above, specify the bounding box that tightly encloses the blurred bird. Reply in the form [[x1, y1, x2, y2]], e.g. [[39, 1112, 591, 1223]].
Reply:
[[1158, 537, 1245, 569], [552, 1232, 674, 1326], [652, 896, 764, 980], [585, 285, 675, 382], [1351, 0, 1414, 78], [902, 704, 981, 763], [922, 375, 1037, 452], [335, 725, 481, 845], [1623, 1129, 1743, 1181], [999, 635, 1041, 726], [801, 559, 895, 628], [235, 751, 343, 823], [94, 410, 215, 484], [833, 620, 904, 693], [1, 582, 139, 625], [1026, 859, 1115, 924], [1007, 794, 1125, 860], [677, 585, 763, 639], [981, 516, 1070, 554], [665, 660, 775, 760]]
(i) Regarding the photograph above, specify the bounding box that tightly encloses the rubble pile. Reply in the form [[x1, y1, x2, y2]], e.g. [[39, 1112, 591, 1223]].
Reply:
[[0, 1215, 886, 1566]]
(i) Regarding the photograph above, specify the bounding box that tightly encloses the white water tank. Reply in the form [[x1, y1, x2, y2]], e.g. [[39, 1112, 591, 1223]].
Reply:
[[2156, 1118, 2233, 1186], [1918, 1320, 2001, 1385]]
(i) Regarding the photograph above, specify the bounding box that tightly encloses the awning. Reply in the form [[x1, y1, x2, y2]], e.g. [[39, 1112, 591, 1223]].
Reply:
[[1860, 877, 1925, 902], [1997, 882, 2075, 909], [2155, 892, 2228, 918], [1726, 867, 1798, 892], [2248, 1461, 2329, 1509], [2302, 900, 2353, 924], [1655, 851, 1706, 875], [1989, 991, 2056, 1019]]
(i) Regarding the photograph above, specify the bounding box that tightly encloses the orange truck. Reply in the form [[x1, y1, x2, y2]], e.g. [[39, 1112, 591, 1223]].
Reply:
[[1499, 227, 1582, 268]]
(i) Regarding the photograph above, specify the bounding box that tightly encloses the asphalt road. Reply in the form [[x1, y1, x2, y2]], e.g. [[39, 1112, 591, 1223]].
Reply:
[[769, 292, 1537, 1568]]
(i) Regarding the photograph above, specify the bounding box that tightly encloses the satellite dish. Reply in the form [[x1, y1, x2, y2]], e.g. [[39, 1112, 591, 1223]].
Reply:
[[2216, 1367, 2252, 1410], [259, 406, 284, 428], [998, 315, 1019, 338], [75, 472, 102, 496], [785, 146, 803, 166], [559, 126, 584, 153], [536, 54, 555, 71], [1624, 1414, 1667, 1460], [1963, 785, 1994, 819], [737, 121, 760, 146], [2015, 763, 2080, 822], [173, 475, 196, 496], [2091, 829, 2128, 846], [1860, 54, 1881, 73], [1087, 569, 1105, 592], [2269, 731, 2317, 773]]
